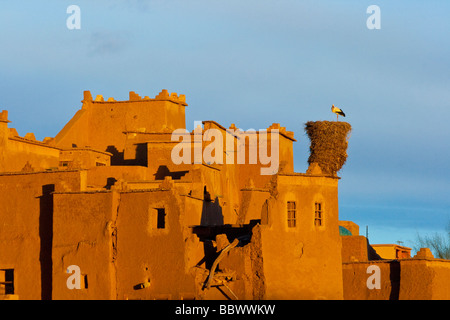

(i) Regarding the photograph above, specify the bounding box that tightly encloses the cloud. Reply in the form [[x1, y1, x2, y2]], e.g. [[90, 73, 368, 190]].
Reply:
[[87, 31, 129, 56]]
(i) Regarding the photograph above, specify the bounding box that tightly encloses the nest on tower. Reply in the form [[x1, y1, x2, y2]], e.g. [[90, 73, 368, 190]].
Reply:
[[305, 121, 352, 176]]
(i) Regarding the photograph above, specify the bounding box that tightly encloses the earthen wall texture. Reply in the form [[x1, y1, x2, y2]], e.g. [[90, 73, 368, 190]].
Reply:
[[343, 259, 450, 300], [55, 99, 186, 153], [259, 175, 343, 300], [52, 191, 118, 300], [0, 171, 85, 299]]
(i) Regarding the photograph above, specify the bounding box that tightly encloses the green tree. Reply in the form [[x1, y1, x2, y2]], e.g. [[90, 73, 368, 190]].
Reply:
[[414, 222, 450, 259]]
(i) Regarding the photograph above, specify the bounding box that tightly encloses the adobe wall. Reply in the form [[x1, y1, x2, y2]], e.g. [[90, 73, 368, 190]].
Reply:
[[0, 126, 60, 172], [51, 191, 119, 300], [168, 121, 295, 190], [114, 189, 203, 300], [59, 148, 111, 169], [258, 174, 343, 299], [6, 138, 60, 172], [0, 170, 86, 300], [342, 261, 399, 300], [399, 259, 450, 300], [343, 259, 450, 300], [341, 235, 370, 262], [53, 108, 89, 151], [162, 164, 241, 227], [54, 90, 187, 156], [0, 111, 60, 173], [50, 186, 211, 300], [183, 195, 207, 227], [238, 189, 271, 224], [233, 125, 295, 190], [200, 226, 266, 300], [85, 165, 149, 190], [0, 113, 8, 170]]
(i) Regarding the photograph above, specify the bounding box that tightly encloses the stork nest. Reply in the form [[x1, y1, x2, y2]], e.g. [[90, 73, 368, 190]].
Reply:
[[305, 121, 352, 176]]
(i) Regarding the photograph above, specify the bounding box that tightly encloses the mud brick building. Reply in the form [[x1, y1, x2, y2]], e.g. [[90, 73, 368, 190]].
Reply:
[[0, 90, 449, 300]]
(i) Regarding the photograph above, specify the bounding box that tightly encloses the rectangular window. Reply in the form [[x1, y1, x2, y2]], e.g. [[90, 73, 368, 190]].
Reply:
[[314, 202, 323, 226], [83, 275, 88, 289], [156, 208, 166, 229], [0, 269, 14, 295], [60, 161, 70, 167], [287, 201, 296, 228]]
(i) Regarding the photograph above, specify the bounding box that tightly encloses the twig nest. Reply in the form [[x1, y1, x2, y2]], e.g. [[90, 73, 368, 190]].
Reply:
[[305, 121, 351, 176]]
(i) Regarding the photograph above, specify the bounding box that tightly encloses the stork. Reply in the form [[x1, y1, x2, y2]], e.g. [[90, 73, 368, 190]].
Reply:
[[331, 104, 345, 121]]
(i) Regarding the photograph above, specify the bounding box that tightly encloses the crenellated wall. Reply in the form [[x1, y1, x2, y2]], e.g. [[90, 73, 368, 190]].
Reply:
[[54, 89, 188, 157], [0, 110, 60, 172]]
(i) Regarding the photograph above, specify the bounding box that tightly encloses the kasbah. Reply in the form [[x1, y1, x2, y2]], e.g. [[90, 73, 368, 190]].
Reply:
[[0, 89, 448, 300]]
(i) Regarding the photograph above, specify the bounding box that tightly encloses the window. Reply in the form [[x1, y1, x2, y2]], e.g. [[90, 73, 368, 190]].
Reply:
[[314, 202, 323, 227], [83, 275, 88, 289], [287, 201, 296, 228], [0, 269, 14, 295], [156, 208, 166, 229], [148, 207, 167, 232]]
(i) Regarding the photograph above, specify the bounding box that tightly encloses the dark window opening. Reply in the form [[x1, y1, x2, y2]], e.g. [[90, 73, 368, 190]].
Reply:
[[83, 275, 88, 289], [60, 161, 71, 167], [0, 269, 14, 295], [157, 208, 166, 229]]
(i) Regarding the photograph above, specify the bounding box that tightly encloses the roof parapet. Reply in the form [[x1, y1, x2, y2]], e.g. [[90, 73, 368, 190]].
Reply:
[[83, 89, 187, 106], [83, 90, 93, 102], [24, 133, 36, 141], [155, 89, 187, 105], [0, 110, 10, 123], [129, 91, 142, 101], [9, 128, 19, 137], [267, 123, 295, 140]]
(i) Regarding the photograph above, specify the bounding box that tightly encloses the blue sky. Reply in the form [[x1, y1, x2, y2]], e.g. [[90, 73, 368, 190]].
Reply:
[[1, 0, 449, 251]]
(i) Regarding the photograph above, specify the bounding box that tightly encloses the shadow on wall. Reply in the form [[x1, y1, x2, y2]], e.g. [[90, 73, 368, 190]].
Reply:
[[200, 186, 223, 226], [181, 190, 224, 270], [367, 239, 383, 260], [366, 238, 400, 300], [154, 165, 189, 180], [200, 198, 224, 226], [389, 261, 400, 300], [38, 184, 54, 300], [106, 144, 147, 166]]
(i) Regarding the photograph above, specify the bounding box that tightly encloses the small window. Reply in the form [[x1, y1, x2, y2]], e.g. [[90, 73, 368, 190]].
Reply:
[[156, 208, 166, 229], [83, 274, 88, 289], [287, 201, 296, 228], [60, 161, 71, 167], [0, 269, 14, 295], [148, 208, 167, 232], [314, 202, 323, 227]]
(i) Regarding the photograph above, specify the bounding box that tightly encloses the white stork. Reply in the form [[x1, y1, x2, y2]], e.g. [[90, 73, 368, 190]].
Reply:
[[331, 104, 346, 121]]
